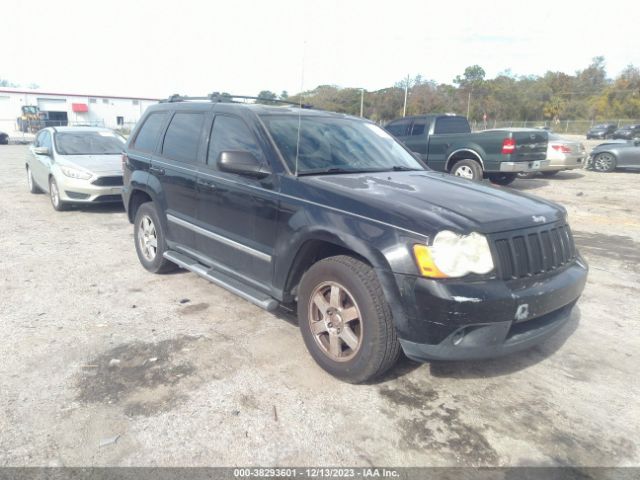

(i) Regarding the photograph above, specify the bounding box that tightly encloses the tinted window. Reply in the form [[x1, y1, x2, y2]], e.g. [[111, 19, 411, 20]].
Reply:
[[162, 113, 205, 162], [386, 120, 411, 137], [55, 131, 125, 155], [133, 112, 168, 153], [207, 115, 263, 169], [410, 118, 427, 136], [434, 116, 471, 134]]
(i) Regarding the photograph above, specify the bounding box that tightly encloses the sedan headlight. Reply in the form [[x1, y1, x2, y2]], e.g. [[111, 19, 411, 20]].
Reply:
[[60, 166, 92, 180], [413, 231, 494, 278]]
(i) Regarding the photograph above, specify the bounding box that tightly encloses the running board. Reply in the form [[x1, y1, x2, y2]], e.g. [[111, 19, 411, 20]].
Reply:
[[163, 250, 279, 311]]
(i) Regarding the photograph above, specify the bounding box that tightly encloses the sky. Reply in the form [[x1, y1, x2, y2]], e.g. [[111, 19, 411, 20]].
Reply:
[[2, 0, 638, 99]]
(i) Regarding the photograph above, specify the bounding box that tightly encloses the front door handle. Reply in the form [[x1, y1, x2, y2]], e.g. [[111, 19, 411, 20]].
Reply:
[[149, 166, 165, 176], [197, 179, 217, 191]]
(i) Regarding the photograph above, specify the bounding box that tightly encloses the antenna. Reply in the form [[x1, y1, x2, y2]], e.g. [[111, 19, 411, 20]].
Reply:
[[294, 40, 307, 177]]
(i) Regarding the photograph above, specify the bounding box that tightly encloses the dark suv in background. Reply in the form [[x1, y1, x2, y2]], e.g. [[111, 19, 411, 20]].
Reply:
[[612, 124, 640, 140], [586, 123, 617, 139], [122, 94, 588, 383]]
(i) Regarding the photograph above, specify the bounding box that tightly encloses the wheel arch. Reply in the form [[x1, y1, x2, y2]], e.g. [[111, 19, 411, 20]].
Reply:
[[445, 148, 485, 171], [127, 188, 155, 223]]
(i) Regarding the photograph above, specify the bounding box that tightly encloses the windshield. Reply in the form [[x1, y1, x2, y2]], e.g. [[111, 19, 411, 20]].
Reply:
[[260, 115, 425, 175], [24, 106, 38, 114], [593, 124, 610, 129], [55, 131, 125, 155]]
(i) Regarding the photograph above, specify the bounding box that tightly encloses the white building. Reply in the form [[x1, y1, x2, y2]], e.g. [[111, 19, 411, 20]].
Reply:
[[0, 87, 159, 136]]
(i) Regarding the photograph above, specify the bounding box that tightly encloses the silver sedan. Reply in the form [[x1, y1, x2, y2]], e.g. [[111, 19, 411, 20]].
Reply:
[[25, 127, 126, 211], [519, 134, 586, 178]]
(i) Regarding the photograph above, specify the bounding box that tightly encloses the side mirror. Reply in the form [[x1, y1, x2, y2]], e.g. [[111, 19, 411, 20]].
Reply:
[[34, 146, 51, 156], [218, 151, 270, 178]]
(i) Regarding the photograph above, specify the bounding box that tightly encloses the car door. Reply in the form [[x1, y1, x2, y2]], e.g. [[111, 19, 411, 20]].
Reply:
[[31, 130, 53, 191], [195, 113, 279, 288], [154, 110, 207, 251]]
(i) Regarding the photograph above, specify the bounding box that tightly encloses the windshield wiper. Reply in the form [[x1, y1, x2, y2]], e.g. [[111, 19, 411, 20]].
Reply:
[[389, 166, 423, 171], [298, 167, 382, 176]]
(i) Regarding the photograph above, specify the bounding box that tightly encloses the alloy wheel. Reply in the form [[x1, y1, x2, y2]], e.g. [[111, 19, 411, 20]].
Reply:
[[138, 215, 158, 261], [27, 168, 33, 190], [308, 281, 363, 362], [594, 153, 615, 172], [50, 180, 60, 207]]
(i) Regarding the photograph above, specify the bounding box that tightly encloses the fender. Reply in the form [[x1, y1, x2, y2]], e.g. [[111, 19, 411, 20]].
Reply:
[[445, 147, 486, 171]]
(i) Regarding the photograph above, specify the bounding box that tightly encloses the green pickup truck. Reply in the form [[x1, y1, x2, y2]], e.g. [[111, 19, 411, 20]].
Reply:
[[385, 115, 548, 185]]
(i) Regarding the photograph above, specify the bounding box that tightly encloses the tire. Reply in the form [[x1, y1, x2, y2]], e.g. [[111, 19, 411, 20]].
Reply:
[[49, 177, 68, 211], [133, 202, 177, 274], [450, 159, 483, 181], [0, 136, 8, 145], [541, 170, 560, 177], [593, 152, 617, 172], [488, 172, 517, 185], [297, 255, 401, 383], [27, 166, 42, 193]]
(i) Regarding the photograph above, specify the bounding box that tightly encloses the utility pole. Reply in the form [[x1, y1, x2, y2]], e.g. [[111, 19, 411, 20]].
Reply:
[[360, 88, 364, 117], [466, 90, 472, 119], [403, 74, 409, 117]]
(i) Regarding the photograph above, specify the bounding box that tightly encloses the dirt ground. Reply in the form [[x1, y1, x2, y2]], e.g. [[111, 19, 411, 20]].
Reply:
[[1, 142, 638, 467]]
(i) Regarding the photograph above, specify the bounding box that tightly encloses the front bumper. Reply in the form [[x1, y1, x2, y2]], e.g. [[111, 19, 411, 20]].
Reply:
[[395, 257, 588, 361], [500, 160, 551, 172], [56, 174, 123, 203]]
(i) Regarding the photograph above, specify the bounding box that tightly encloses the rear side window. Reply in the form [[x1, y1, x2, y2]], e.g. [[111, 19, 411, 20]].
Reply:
[[133, 112, 168, 153], [207, 115, 263, 170], [410, 118, 428, 136], [162, 112, 205, 163], [434, 117, 471, 134], [386, 119, 411, 137]]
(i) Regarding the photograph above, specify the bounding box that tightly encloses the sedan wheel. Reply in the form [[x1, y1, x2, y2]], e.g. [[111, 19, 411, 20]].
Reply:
[[49, 177, 67, 211], [593, 153, 616, 172]]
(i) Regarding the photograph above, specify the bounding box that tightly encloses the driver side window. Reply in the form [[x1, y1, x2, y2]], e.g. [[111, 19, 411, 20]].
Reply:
[[207, 115, 264, 171]]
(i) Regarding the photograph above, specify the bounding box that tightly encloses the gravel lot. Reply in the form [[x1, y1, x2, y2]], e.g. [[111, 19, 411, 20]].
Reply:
[[1, 142, 639, 467]]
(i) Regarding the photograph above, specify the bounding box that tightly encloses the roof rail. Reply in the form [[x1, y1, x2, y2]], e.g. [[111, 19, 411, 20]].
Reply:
[[162, 93, 313, 109]]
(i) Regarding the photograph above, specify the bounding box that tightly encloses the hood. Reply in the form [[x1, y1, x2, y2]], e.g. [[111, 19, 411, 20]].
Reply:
[[56, 154, 122, 174], [295, 171, 565, 236]]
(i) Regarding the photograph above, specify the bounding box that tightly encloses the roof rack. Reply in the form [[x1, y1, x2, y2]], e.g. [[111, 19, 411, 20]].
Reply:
[[162, 93, 313, 109]]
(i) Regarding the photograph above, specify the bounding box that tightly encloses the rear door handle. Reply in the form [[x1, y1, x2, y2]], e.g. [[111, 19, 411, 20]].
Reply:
[[149, 166, 165, 176]]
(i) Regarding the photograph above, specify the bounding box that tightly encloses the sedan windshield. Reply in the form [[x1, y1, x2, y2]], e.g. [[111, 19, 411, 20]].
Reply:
[[260, 115, 425, 175], [55, 131, 125, 155]]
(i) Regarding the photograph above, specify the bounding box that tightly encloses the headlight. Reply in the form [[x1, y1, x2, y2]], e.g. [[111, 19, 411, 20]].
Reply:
[[60, 166, 92, 180], [413, 231, 494, 278]]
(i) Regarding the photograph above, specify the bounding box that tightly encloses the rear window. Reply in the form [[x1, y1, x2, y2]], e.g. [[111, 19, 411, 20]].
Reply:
[[410, 118, 428, 136], [385, 119, 411, 137], [133, 112, 168, 153], [434, 116, 471, 134], [162, 112, 205, 163]]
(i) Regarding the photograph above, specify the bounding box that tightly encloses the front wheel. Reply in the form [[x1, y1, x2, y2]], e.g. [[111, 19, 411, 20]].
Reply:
[[593, 153, 617, 172], [133, 202, 177, 273], [49, 177, 68, 211], [27, 166, 42, 193], [488, 172, 517, 185], [297, 255, 401, 383], [450, 159, 483, 181]]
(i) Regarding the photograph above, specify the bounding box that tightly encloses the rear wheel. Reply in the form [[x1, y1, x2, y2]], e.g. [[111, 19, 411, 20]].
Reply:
[[297, 255, 401, 383], [488, 172, 517, 185], [593, 152, 617, 172], [450, 159, 483, 181], [49, 177, 68, 211], [134, 202, 177, 273]]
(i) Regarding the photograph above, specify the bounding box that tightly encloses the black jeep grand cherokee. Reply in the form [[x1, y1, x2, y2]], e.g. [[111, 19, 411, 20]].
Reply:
[[122, 95, 588, 383]]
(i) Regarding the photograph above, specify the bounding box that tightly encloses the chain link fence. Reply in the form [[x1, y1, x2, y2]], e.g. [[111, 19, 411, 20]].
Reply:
[[470, 119, 640, 135]]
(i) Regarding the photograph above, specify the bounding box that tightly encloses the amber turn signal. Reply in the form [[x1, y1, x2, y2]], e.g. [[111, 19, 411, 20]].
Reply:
[[412, 244, 449, 278]]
